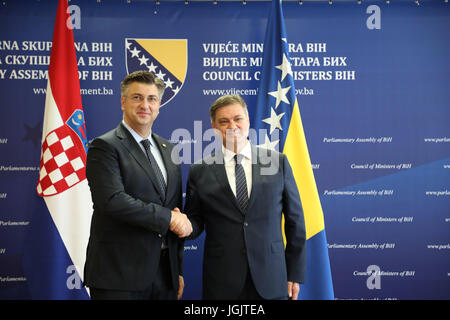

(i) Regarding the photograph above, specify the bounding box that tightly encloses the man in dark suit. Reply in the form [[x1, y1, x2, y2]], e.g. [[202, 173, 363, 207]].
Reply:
[[84, 71, 192, 300], [185, 94, 306, 300]]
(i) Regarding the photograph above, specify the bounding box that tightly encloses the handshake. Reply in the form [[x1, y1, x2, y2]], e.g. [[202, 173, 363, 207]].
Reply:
[[170, 208, 192, 238]]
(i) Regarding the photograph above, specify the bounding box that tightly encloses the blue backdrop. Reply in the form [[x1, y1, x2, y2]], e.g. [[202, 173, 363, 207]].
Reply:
[[0, 0, 448, 300]]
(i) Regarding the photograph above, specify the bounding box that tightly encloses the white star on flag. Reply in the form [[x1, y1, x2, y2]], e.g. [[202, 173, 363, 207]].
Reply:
[[155, 70, 166, 81], [257, 133, 279, 151], [164, 77, 174, 88], [262, 107, 285, 134], [138, 54, 149, 66], [275, 54, 293, 81], [147, 62, 157, 73], [268, 81, 291, 109], [172, 86, 180, 95], [130, 47, 141, 58]]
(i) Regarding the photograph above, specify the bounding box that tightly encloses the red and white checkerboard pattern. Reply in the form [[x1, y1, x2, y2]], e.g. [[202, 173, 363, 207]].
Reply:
[[37, 125, 86, 196]]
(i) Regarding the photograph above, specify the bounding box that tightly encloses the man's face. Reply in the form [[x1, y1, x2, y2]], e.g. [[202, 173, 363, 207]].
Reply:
[[211, 103, 250, 151], [121, 82, 161, 133]]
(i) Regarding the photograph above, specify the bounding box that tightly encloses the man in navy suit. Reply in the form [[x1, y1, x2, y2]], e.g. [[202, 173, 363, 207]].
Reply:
[[84, 71, 192, 300], [185, 94, 306, 300]]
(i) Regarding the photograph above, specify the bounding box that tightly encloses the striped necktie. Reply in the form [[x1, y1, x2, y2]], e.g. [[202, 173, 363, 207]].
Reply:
[[235, 154, 248, 214], [141, 139, 166, 201]]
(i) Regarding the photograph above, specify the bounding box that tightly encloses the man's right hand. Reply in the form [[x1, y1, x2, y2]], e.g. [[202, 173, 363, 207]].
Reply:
[[170, 207, 192, 238]]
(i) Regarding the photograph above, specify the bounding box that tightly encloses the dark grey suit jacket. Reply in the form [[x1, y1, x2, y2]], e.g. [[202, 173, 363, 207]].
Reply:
[[83, 123, 183, 291], [185, 145, 306, 299]]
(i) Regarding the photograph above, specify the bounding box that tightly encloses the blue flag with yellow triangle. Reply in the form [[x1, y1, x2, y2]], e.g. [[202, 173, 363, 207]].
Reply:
[[253, 0, 334, 300]]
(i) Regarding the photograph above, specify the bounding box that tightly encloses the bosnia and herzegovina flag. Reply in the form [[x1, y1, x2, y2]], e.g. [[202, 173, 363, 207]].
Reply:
[[31, 0, 92, 299], [253, 0, 334, 300]]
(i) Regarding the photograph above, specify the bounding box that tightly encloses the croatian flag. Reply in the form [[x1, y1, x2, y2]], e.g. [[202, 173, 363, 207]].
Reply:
[[35, 0, 92, 299]]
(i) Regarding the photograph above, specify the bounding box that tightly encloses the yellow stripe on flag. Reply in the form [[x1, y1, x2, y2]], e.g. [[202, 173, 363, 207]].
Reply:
[[283, 99, 324, 240]]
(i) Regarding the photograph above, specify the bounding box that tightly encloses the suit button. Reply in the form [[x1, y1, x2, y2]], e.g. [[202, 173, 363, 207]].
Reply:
[[158, 234, 162, 238], [243, 222, 248, 227]]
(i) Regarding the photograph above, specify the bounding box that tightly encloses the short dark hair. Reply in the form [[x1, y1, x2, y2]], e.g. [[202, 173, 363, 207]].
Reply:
[[120, 70, 165, 98], [209, 94, 248, 122]]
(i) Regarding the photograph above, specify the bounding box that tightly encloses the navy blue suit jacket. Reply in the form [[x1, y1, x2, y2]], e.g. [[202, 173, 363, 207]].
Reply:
[[84, 123, 183, 291], [185, 145, 306, 299]]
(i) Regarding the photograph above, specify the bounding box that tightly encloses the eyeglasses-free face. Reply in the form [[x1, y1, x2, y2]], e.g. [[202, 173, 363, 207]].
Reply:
[[121, 82, 162, 136], [123, 93, 160, 106]]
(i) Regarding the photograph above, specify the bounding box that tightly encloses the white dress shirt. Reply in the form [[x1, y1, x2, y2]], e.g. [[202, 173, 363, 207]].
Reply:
[[121, 120, 167, 183], [222, 142, 252, 198]]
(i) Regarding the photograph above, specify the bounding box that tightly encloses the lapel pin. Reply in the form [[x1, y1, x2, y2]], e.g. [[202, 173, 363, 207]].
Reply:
[[161, 143, 167, 148]]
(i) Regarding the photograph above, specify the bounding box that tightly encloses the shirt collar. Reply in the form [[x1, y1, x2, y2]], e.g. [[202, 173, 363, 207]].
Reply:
[[222, 141, 252, 163], [122, 120, 153, 145]]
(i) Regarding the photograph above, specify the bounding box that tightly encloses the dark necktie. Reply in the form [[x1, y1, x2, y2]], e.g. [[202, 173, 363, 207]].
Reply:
[[235, 154, 248, 213], [141, 139, 167, 201]]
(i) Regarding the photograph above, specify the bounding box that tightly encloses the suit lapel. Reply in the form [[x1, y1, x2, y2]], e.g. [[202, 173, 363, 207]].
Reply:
[[247, 144, 261, 213], [209, 151, 243, 214], [152, 133, 175, 199], [115, 123, 165, 202]]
